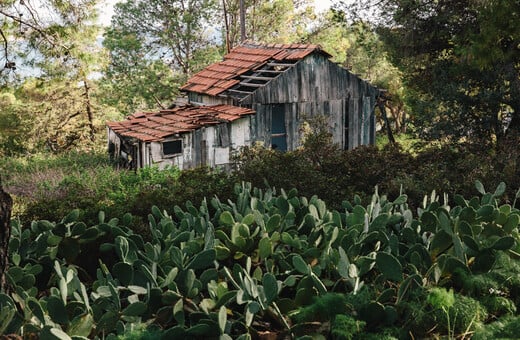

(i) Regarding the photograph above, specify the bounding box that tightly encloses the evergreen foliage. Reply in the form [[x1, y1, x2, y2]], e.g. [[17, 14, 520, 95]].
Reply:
[[330, 314, 366, 340], [340, 0, 520, 141]]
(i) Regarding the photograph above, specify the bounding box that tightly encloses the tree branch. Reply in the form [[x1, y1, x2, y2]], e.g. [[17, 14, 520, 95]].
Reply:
[[0, 8, 61, 49], [0, 28, 10, 69]]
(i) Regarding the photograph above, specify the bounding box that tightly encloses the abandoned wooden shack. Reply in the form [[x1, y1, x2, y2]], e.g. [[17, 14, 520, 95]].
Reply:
[[181, 42, 380, 151], [107, 42, 379, 170]]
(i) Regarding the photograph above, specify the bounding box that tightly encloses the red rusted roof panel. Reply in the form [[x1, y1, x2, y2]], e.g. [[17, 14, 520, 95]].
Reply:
[[205, 87, 226, 96], [231, 46, 282, 56], [181, 42, 331, 96], [284, 49, 315, 60], [216, 113, 240, 121], [106, 104, 255, 142], [220, 59, 259, 69], [206, 64, 242, 73], [214, 79, 240, 89], [225, 52, 272, 63]]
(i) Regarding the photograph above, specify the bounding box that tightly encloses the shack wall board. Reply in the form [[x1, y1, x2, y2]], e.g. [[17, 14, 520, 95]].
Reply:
[[110, 117, 254, 171], [188, 93, 232, 106], [249, 98, 363, 151], [238, 54, 377, 150], [240, 54, 377, 105]]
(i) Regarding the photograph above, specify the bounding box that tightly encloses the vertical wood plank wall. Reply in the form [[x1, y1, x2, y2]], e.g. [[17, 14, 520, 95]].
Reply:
[[241, 53, 378, 151]]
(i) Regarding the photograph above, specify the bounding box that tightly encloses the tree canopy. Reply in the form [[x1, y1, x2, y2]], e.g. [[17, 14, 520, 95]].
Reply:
[[339, 0, 520, 141], [0, 0, 116, 154]]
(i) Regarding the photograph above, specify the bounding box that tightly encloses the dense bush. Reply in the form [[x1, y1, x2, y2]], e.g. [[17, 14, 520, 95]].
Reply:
[[1, 152, 237, 231], [234, 135, 520, 211], [19, 165, 182, 228], [3, 132, 519, 233]]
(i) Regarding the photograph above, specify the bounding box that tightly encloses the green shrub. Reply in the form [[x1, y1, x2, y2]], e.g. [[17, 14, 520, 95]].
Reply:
[[473, 315, 520, 340], [452, 252, 520, 310], [356, 328, 399, 340], [233, 133, 520, 211], [331, 314, 366, 340], [449, 294, 487, 336], [406, 289, 487, 338], [117, 324, 163, 340], [481, 296, 517, 318], [292, 293, 349, 323]]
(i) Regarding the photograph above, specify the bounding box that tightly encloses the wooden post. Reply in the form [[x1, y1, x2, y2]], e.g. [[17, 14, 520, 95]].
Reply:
[[0, 178, 13, 293]]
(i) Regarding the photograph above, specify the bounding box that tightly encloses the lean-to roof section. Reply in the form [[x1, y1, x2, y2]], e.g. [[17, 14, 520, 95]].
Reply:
[[106, 104, 255, 142]]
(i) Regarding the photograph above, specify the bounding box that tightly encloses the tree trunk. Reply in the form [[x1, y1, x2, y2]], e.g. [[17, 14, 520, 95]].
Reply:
[[0, 179, 13, 293], [83, 78, 95, 142], [240, 0, 246, 42], [378, 95, 396, 144], [223, 0, 232, 53]]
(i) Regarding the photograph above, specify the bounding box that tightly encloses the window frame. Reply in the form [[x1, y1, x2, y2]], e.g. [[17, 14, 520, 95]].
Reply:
[[162, 139, 183, 157]]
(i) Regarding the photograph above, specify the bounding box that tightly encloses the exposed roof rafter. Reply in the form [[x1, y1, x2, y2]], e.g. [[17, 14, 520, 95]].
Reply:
[[180, 42, 329, 99]]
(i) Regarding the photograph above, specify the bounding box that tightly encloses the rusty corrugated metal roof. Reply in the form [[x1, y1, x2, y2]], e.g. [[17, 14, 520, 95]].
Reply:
[[180, 41, 332, 97], [107, 104, 255, 142]]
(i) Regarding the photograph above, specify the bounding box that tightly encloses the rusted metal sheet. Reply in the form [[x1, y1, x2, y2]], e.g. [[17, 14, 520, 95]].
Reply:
[[106, 104, 255, 143], [181, 42, 330, 97]]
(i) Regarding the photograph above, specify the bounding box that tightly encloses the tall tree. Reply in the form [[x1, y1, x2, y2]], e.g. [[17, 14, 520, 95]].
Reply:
[[101, 26, 184, 113], [102, 0, 221, 113], [337, 0, 520, 141], [0, 0, 115, 154], [0, 90, 31, 155], [465, 1, 520, 135], [24, 0, 107, 149], [221, 0, 316, 49], [0, 0, 66, 84], [249, 0, 315, 43], [107, 0, 218, 77]]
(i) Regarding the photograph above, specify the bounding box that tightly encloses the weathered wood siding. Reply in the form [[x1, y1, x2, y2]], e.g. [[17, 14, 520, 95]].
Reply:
[[122, 117, 252, 170], [241, 54, 377, 150], [149, 135, 190, 169], [189, 93, 233, 106]]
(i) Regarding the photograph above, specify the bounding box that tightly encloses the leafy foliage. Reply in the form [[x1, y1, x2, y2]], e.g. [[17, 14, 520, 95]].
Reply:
[[0, 0, 118, 155], [339, 0, 520, 141], [100, 0, 222, 113], [234, 131, 520, 211], [330, 314, 366, 340], [306, 12, 407, 133]]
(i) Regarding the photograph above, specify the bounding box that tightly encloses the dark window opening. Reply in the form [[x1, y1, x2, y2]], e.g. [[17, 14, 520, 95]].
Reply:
[[163, 140, 182, 156], [271, 104, 287, 151], [217, 124, 230, 147], [108, 141, 115, 158]]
